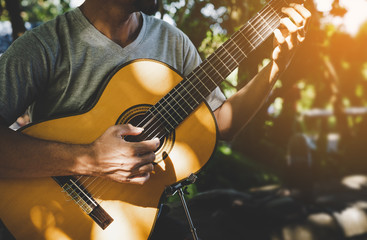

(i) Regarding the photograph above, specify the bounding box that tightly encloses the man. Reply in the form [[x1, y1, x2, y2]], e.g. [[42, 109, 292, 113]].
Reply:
[[0, 0, 310, 184], [0, 0, 310, 237]]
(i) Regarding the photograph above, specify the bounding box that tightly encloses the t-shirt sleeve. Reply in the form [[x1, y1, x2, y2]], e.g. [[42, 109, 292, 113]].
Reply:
[[0, 31, 49, 125], [181, 34, 226, 112]]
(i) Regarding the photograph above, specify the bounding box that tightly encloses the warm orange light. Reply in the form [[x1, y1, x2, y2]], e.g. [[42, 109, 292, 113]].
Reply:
[[131, 61, 176, 95], [340, 0, 367, 35], [315, 0, 367, 36]]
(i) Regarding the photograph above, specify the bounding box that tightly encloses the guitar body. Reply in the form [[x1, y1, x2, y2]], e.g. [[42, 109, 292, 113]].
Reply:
[[0, 60, 217, 240]]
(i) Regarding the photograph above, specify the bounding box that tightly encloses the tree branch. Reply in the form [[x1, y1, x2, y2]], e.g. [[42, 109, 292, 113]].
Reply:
[[4, 0, 26, 40]]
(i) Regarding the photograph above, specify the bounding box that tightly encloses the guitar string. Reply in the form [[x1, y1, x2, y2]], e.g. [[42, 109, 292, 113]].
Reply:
[[173, 0, 283, 109], [86, 177, 111, 200], [80, 0, 287, 201], [134, 0, 285, 141], [86, 0, 284, 201], [77, 0, 285, 201], [78, 0, 284, 201], [71, 2, 294, 225], [79, 175, 106, 196], [176, 0, 284, 101], [179, 0, 284, 101], [140, 0, 284, 137], [120, 4, 281, 152]]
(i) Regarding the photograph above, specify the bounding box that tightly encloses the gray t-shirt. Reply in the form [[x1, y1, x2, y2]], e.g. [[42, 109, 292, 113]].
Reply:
[[0, 8, 226, 125]]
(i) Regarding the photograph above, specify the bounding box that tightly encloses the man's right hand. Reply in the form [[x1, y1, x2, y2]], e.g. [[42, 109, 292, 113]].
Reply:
[[86, 124, 160, 185]]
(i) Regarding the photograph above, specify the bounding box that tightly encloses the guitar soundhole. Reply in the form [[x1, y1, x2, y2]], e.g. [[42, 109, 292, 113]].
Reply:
[[116, 104, 175, 163], [125, 113, 165, 148]]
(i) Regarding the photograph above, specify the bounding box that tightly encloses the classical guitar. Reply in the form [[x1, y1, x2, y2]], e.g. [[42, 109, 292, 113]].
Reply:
[[0, 0, 299, 239]]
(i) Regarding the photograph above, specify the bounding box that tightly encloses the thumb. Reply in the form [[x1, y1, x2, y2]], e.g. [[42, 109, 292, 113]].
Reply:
[[116, 124, 144, 137]]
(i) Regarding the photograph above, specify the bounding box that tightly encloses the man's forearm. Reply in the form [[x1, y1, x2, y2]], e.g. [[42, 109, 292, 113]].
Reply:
[[0, 124, 92, 178], [214, 61, 281, 140], [0, 121, 159, 184]]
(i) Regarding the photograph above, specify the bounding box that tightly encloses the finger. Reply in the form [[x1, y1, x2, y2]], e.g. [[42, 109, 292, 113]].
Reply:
[[132, 162, 155, 175], [120, 151, 156, 170], [128, 172, 151, 185], [282, 6, 304, 27], [272, 28, 285, 61], [289, 3, 312, 40], [118, 161, 155, 177], [280, 17, 298, 37], [280, 18, 298, 48], [107, 164, 153, 184], [297, 26, 306, 43], [274, 28, 285, 46], [272, 45, 281, 62], [133, 152, 156, 167], [115, 124, 144, 137], [129, 138, 160, 155], [289, 3, 312, 26], [274, 28, 287, 50]]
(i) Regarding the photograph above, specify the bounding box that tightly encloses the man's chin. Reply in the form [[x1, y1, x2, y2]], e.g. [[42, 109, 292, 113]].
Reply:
[[135, 0, 159, 15]]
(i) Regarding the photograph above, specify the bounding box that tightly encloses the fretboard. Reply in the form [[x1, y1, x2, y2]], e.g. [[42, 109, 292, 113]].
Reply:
[[136, 0, 289, 140]]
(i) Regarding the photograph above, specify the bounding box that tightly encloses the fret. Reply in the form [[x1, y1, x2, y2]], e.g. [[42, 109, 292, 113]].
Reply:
[[173, 78, 203, 110], [206, 59, 225, 80], [180, 80, 200, 105], [197, 64, 219, 90], [239, 30, 256, 50], [180, 80, 203, 106], [192, 69, 211, 93], [163, 90, 192, 120], [154, 103, 176, 130], [257, 12, 274, 32], [212, 51, 232, 73], [248, 21, 265, 41], [161, 94, 184, 122], [167, 90, 189, 115], [231, 40, 247, 60], [222, 45, 240, 65], [149, 0, 287, 132], [185, 73, 210, 99], [269, 4, 282, 20], [172, 84, 194, 111]]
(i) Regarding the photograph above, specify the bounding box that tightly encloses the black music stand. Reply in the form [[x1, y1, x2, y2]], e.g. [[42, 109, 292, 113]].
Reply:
[[165, 173, 199, 240]]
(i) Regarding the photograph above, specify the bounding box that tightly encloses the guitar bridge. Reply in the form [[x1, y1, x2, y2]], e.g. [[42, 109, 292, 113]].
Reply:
[[62, 182, 94, 214], [53, 176, 114, 230]]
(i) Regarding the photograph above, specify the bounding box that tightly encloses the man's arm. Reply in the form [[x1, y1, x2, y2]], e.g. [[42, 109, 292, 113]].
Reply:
[[214, 3, 311, 140], [0, 116, 159, 184]]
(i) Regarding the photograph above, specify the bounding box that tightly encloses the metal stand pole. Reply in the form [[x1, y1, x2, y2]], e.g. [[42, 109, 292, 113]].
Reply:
[[166, 174, 199, 240], [177, 187, 199, 240]]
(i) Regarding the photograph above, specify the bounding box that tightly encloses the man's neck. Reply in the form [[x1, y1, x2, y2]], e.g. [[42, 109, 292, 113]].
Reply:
[[79, 1, 142, 48]]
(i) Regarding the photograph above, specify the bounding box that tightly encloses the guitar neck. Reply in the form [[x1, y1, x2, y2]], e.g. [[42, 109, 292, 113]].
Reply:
[[134, 0, 288, 141]]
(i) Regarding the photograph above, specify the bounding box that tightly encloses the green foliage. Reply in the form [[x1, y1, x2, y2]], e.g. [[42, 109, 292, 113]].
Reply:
[[21, 0, 71, 22], [198, 30, 227, 58], [196, 142, 281, 192], [4, 0, 367, 193], [0, 1, 9, 21]]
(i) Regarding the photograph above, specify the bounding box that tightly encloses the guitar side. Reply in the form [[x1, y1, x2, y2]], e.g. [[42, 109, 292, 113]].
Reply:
[[0, 60, 217, 240]]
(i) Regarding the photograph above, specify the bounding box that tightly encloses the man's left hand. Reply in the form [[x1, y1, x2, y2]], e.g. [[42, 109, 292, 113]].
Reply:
[[272, 3, 311, 72]]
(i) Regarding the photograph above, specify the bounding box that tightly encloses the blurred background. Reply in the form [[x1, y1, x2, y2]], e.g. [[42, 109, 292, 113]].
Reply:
[[1, 0, 367, 239]]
